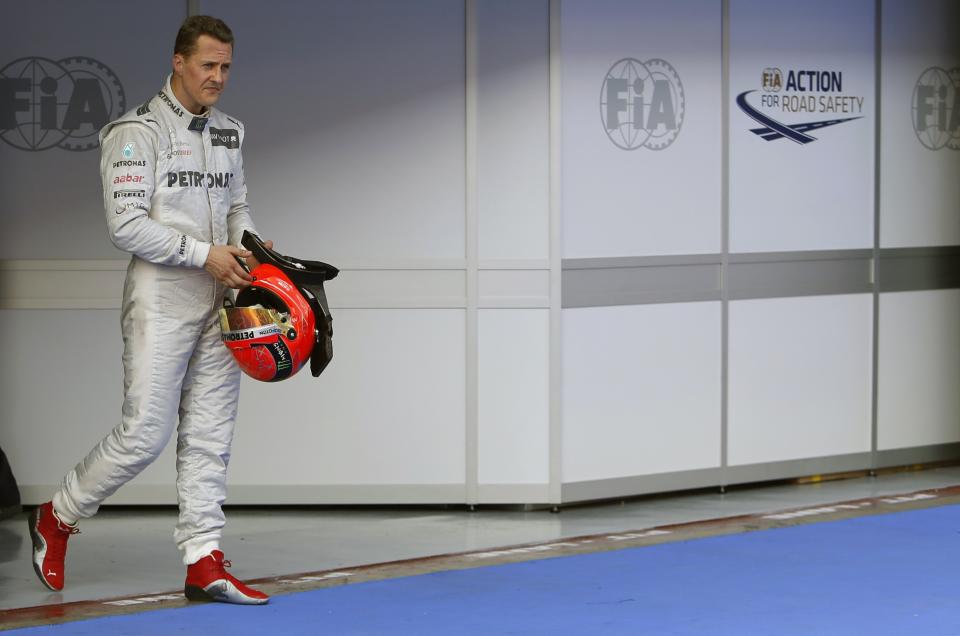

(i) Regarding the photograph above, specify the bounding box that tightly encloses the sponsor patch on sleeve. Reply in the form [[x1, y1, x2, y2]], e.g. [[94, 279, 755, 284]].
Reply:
[[112, 173, 145, 184], [113, 189, 146, 199]]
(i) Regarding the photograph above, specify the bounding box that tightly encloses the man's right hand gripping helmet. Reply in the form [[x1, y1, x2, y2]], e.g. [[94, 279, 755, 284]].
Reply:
[[219, 232, 339, 382]]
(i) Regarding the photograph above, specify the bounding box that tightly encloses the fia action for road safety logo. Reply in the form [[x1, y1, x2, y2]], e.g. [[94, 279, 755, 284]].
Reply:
[[736, 67, 865, 144]]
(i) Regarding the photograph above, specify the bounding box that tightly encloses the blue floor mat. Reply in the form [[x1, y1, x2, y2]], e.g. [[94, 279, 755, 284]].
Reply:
[[10, 504, 960, 635]]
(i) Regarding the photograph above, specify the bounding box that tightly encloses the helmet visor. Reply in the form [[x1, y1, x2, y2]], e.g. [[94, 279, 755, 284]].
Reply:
[[219, 306, 287, 346]]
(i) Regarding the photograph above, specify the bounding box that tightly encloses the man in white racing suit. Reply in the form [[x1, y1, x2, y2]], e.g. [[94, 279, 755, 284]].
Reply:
[[28, 16, 270, 605]]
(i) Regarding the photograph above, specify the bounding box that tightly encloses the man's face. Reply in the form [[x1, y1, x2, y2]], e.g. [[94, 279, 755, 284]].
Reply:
[[172, 35, 232, 114]]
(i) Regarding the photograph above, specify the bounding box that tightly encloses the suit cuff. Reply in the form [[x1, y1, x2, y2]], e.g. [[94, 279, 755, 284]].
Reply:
[[189, 239, 211, 269]]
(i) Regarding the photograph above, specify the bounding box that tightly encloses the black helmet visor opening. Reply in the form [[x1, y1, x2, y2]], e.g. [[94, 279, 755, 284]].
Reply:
[[235, 286, 291, 315]]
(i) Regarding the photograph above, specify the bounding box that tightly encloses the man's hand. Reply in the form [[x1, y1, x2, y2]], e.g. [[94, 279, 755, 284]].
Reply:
[[204, 244, 254, 288], [246, 239, 273, 270]]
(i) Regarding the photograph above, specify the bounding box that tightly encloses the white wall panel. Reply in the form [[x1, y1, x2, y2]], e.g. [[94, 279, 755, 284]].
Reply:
[[478, 269, 549, 307], [728, 295, 873, 465], [729, 0, 875, 252], [0, 309, 179, 500], [232, 309, 466, 485], [332, 269, 465, 309], [880, 0, 960, 247], [477, 0, 550, 261], [562, 303, 721, 483], [0, 261, 126, 309], [203, 0, 466, 262], [561, 0, 722, 258], [1, 308, 467, 498], [0, 0, 186, 260], [478, 310, 549, 485], [878, 290, 960, 450], [0, 262, 469, 311]]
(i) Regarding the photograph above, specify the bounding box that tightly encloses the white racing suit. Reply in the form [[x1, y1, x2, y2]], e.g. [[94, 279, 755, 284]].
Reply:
[[52, 76, 257, 564]]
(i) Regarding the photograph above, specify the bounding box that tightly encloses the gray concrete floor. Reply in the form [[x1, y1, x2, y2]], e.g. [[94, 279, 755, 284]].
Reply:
[[3, 466, 960, 611]]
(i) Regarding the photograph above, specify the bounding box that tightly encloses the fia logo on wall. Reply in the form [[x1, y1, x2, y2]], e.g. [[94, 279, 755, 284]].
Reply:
[[0, 57, 126, 151], [912, 67, 959, 151], [737, 68, 864, 144], [600, 58, 684, 150]]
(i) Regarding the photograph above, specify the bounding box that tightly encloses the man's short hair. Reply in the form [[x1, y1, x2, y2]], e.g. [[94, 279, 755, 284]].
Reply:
[[174, 15, 234, 57]]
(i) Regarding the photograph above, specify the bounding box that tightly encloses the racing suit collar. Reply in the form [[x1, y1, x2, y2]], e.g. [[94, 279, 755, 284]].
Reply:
[[162, 74, 211, 132]]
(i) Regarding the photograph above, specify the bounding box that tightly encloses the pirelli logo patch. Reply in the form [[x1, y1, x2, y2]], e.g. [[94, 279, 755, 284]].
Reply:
[[209, 127, 239, 149]]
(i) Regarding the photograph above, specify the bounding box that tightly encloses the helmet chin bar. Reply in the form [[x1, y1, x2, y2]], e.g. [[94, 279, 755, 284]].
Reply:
[[241, 231, 338, 377]]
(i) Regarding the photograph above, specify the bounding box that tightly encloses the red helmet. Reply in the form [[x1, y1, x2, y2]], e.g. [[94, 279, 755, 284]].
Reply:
[[219, 263, 316, 382]]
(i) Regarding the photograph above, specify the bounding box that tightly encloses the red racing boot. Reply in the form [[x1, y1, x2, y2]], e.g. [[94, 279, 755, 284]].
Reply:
[[184, 550, 269, 605], [28, 502, 80, 591]]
